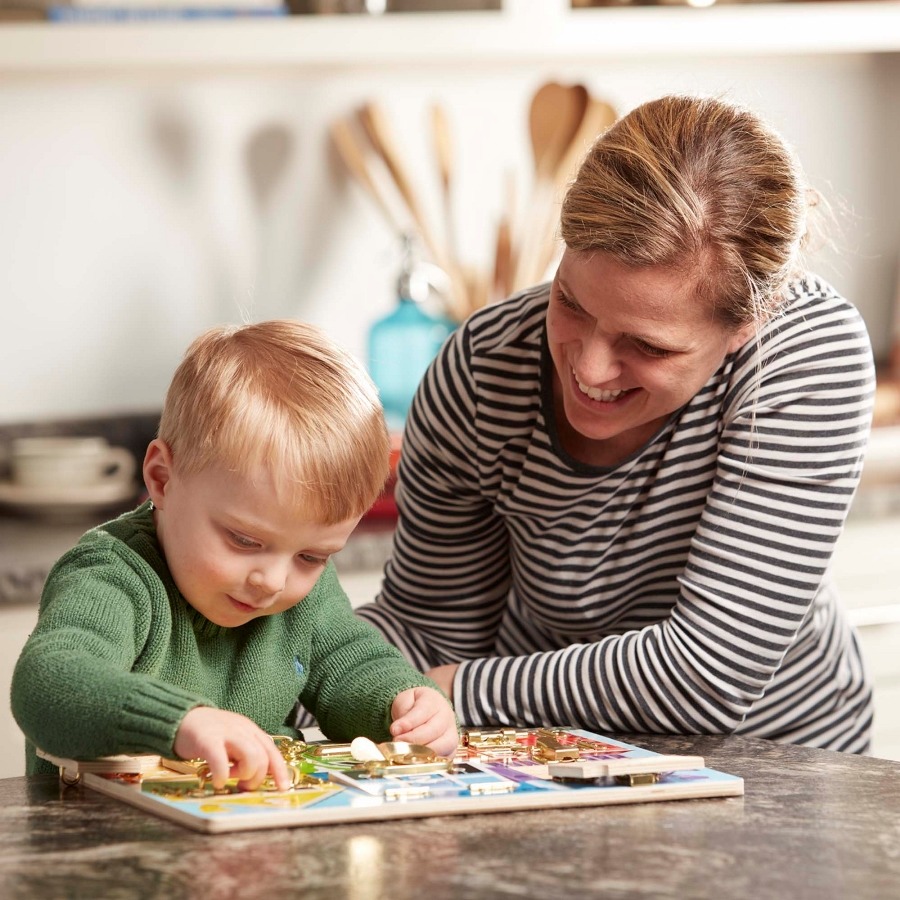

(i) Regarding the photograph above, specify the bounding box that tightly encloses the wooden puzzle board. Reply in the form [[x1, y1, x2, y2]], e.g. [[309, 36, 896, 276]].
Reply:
[[46, 728, 744, 834]]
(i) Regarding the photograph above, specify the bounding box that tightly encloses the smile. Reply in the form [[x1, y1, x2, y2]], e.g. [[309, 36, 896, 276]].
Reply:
[[574, 373, 635, 403]]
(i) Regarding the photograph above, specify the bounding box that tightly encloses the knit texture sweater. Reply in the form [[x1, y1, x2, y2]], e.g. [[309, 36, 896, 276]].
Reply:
[[12, 502, 436, 776]]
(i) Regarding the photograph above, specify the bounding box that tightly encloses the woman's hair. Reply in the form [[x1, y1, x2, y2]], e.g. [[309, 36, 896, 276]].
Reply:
[[158, 320, 390, 524], [560, 94, 816, 330]]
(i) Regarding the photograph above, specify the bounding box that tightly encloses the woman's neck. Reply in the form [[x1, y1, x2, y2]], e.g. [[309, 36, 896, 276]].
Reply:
[[554, 409, 665, 468]]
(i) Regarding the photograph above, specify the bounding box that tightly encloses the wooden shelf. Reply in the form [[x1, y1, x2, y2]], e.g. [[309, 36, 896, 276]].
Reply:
[[0, 2, 899, 74]]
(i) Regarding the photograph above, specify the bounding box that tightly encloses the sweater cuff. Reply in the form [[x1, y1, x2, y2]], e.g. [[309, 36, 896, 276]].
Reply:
[[319, 673, 429, 742], [117, 679, 210, 756]]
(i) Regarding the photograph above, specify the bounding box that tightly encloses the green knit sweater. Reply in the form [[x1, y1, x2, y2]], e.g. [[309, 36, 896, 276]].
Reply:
[[12, 502, 437, 776]]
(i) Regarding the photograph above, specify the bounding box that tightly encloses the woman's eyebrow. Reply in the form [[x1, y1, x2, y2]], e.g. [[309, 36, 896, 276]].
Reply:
[[557, 276, 690, 353], [556, 276, 576, 297], [628, 331, 691, 353]]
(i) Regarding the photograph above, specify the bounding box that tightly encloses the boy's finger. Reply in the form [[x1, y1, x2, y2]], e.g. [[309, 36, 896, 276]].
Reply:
[[391, 714, 442, 746], [265, 742, 292, 791], [203, 747, 232, 789], [390, 702, 433, 735], [230, 744, 266, 788]]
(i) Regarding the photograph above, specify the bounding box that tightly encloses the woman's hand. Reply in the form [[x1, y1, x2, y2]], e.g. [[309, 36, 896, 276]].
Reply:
[[389, 686, 459, 758], [425, 663, 459, 701], [174, 706, 291, 791]]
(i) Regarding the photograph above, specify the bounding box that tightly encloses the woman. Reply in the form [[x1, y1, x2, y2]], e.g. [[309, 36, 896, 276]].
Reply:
[[357, 94, 875, 752]]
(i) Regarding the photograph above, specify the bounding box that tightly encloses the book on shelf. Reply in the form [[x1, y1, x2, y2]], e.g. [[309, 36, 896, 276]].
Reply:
[[0, 0, 49, 20], [47, 1, 287, 20], [0, 7, 44, 17], [63, 0, 285, 6]]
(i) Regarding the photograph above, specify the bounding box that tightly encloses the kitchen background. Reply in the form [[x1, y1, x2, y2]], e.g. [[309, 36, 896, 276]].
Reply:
[[1, 0, 899, 776]]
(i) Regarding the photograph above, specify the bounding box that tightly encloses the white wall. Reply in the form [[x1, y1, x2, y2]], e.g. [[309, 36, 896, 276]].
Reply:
[[0, 606, 38, 778], [2, 50, 898, 423]]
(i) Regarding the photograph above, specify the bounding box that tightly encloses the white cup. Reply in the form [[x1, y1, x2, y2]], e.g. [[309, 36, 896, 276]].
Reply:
[[9, 436, 136, 490]]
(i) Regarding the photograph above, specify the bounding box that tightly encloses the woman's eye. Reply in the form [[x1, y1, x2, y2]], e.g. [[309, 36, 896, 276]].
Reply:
[[633, 339, 671, 359], [555, 291, 581, 313]]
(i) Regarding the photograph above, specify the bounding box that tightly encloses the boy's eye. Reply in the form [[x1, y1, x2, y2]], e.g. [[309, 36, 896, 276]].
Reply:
[[229, 532, 260, 550], [298, 553, 327, 566]]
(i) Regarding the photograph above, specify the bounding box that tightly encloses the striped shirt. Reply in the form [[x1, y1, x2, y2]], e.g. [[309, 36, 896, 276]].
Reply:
[[357, 276, 876, 752]]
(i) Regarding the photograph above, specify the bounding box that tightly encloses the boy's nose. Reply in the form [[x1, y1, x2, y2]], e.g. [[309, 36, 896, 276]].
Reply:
[[247, 562, 287, 597]]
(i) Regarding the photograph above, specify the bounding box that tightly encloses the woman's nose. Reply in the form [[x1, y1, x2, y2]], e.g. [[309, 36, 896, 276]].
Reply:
[[577, 334, 622, 384]]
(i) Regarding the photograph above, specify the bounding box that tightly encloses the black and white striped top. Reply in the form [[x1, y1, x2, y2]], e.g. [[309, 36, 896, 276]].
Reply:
[[357, 276, 876, 752]]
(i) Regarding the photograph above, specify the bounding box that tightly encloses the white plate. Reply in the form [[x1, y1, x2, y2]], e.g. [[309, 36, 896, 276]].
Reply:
[[0, 479, 139, 522]]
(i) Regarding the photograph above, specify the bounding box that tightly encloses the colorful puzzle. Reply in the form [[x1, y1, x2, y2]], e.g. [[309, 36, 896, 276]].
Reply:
[[40, 727, 743, 834]]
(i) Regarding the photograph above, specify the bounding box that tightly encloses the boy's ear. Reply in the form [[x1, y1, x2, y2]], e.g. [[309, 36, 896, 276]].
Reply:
[[143, 439, 174, 510]]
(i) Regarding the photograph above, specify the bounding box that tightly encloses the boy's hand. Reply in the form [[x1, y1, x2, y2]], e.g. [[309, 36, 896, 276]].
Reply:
[[424, 663, 458, 701], [174, 706, 291, 792], [389, 686, 459, 758]]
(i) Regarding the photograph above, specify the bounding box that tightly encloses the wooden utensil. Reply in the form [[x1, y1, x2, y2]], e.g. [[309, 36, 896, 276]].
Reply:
[[529, 81, 589, 183], [529, 96, 619, 285], [513, 81, 590, 291], [492, 169, 517, 301], [461, 264, 492, 320], [357, 101, 444, 267], [552, 96, 618, 198], [357, 101, 469, 320], [329, 117, 406, 236], [492, 215, 512, 302], [430, 102, 457, 263]]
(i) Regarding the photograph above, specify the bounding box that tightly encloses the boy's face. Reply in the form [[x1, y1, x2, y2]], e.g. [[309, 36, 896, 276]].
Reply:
[[143, 440, 361, 629]]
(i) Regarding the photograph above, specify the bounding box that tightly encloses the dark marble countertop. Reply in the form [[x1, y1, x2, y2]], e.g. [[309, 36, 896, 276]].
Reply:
[[0, 734, 897, 900]]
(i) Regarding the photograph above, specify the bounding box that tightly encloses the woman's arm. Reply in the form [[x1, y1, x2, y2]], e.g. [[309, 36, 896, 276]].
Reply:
[[356, 322, 513, 671], [448, 284, 875, 738], [365, 282, 874, 747]]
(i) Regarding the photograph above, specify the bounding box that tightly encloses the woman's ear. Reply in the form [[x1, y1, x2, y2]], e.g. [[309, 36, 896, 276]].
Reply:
[[727, 321, 757, 355], [143, 439, 174, 510]]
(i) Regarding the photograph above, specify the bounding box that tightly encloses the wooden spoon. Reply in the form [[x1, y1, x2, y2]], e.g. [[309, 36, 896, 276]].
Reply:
[[357, 101, 444, 267], [329, 117, 406, 236], [514, 82, 590, 290], [530, 96, 620, 284], [358, 101, 470, 321], [529, 81, 589, 182], [493, 169, 517, 301], [552, 96, 618, 197]]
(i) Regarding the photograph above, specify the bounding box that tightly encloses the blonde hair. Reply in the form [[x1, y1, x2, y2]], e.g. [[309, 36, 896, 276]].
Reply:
[[158, 320, 390, 524], [560, 94, 816, 330]]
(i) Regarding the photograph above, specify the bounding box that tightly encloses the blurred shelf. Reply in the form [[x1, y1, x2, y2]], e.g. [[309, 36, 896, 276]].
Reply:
[[0, 1, 899, 74]]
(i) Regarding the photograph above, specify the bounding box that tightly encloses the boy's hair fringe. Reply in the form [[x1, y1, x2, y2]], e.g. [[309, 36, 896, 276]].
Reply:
[[158, 319, 390, 524]]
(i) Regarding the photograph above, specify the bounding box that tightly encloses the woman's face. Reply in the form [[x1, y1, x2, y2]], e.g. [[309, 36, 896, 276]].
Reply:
[[547, 249, 754, 464]]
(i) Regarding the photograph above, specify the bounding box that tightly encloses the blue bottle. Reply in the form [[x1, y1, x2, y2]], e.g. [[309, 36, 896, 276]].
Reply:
[[367, 240, 457, 434]]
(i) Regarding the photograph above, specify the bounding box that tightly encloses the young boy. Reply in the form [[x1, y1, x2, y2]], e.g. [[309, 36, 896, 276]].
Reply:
[[12, 320, 458, 791]]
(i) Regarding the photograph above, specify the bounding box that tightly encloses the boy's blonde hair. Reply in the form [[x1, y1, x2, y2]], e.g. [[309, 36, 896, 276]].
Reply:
[[158, 319, 390, 524]]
